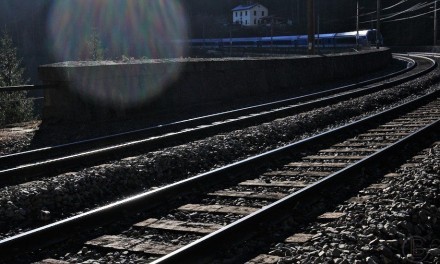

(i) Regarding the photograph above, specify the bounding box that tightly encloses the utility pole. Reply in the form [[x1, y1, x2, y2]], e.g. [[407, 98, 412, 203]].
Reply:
[[271, 16, 274, 54], [317, 0, 320, 53], [307, 0, 315, 55], [376, 0, 381, 49], [435, 0, 438, 46], [356, 0, 359, 50], [229, 23, 232, 56]]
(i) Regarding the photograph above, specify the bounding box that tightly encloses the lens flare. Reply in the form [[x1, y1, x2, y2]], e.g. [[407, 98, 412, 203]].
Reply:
[[47, 0, 189, 108]]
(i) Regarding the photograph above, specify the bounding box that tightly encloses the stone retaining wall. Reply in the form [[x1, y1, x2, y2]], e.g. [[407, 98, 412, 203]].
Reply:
[[39, 48, 391, 123]]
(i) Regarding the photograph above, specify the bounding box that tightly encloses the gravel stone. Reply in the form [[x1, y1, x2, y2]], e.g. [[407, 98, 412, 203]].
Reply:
[[0, 58, 439, 264], [259, 141, 440, 263]]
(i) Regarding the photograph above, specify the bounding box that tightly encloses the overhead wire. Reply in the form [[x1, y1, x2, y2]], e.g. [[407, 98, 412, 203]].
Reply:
[[358, 0, 410, 17], [380, 2, 432, 20], [360, 0, 437, 24], [383, 7, 440, 23]]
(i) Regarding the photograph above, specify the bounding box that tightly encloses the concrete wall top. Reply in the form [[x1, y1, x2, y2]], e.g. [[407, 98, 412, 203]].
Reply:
[[39, 48, 390, 82], [39, 48, 391, 122]]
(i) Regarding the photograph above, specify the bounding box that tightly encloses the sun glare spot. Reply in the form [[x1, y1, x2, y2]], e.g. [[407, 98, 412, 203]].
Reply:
[[47, 0, 189, 108]]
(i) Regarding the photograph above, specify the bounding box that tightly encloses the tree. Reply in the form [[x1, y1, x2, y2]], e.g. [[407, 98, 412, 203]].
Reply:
[[85, 28, 105, 61], [0, 28, 33, 127]]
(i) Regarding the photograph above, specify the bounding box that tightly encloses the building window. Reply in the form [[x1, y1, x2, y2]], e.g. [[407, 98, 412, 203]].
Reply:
[[262, 11, 265, 16], [246, 20, 248, 25], [254, 19, 256, 24], [254, 11, 257, 16], [240, 11, 242, 16], [245, 11, 248, 16]]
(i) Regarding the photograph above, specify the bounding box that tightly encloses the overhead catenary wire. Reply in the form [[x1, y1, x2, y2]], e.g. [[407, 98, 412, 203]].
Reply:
[[383, 7, 440, 23], [361, 1, 428, 19], [358, 0, 410, 17], [379, 2, 432, 21], [348, 0, 434, 27], [360, 0, 437, 24]]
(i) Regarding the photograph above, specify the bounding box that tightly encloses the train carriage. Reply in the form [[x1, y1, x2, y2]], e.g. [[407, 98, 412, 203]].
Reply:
[[188, 29, 383, 51]]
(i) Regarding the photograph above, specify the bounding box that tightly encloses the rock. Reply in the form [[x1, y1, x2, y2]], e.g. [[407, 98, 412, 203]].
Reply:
[[338, 244, 347, 250], [366, 256, 378, 264], [428, 248, 440, 257], [80, 246, 88, 254], [18, 208, 26, 216], [39, 210, 51, 221], [326, 248, 341, 258], [369, 238, 379, 246], [360, 246, 370, 252]]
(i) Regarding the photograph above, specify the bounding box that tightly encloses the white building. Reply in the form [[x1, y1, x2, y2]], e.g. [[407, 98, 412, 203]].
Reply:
[[232, 3, 268, 26]]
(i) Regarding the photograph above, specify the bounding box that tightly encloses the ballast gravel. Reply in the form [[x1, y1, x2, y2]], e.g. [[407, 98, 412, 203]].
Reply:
[[264, 142, 440, 264], [0, 60, 440, 241]]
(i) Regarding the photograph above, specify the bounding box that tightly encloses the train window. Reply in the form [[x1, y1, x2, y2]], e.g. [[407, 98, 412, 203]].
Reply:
[[297, 39, 307, 45], [274, 40, 292, 45], [336, 37, 356, 44]]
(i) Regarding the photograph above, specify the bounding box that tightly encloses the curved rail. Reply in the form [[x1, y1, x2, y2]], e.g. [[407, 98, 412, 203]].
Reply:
[[0, 55, 416, 168], [0, 87, 438, 260], [0, 55, 434, 187], [153, 103, 440, 264]]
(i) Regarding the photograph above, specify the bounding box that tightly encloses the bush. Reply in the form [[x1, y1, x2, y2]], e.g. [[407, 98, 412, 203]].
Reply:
[[0, 29, 34, 127]]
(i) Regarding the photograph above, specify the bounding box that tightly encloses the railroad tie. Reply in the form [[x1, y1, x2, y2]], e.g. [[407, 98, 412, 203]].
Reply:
[[263, 171, 329, 177], [285, 162, 348, 168], [284, 233, 315, 244], [317, 212, 346, 221], [348, 195, 374, 204], [384, 173, 401, 178], [34, 260, 70, 264], [133, 218, 223, 234], [303, 155, 365, 161], [318, 148, 378, 154], [178, 204, 259, 215], [366, 183, 389, 190], [334, 142, 389, 147], [86, 235, 180, 255], [238, 180, 307, 188], [208, 190, 286, 200], [245, 254, 281, 264]]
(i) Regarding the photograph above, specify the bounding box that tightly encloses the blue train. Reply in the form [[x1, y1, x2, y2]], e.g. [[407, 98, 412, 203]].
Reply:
[[189, 29, 383, 50]]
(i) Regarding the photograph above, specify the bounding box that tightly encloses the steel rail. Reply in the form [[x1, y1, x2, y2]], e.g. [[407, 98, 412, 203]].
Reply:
[[151, 106, 440, 264], [0, 57, 431, 187], [0, 56, 430, 185], [402, 52, 440, 58], [0, 88, 438, 258], [0, 55, 417, 170]]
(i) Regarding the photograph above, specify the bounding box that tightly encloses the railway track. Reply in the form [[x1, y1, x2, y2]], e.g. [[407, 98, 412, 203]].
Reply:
[[2, 86, 438, 263], [243, 141, 440, 264], [0, 54, 434, 187]]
